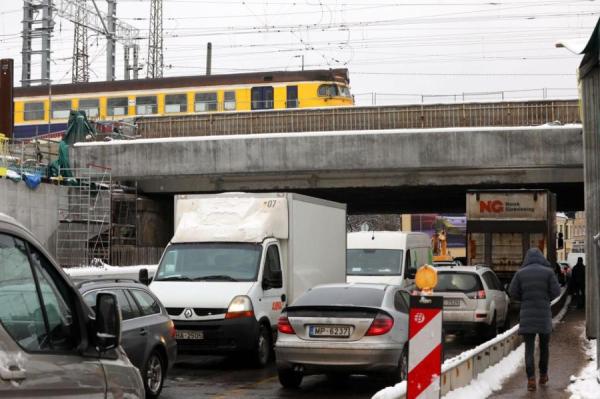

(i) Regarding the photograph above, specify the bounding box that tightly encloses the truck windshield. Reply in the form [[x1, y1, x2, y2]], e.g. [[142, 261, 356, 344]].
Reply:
[[346, 249, 403, 276], [154, 243, 262, 282]]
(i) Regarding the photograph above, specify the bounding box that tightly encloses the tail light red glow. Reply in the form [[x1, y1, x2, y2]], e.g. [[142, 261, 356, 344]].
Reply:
[[278, 315, 295, 334], [225, 310, 255, 319], [366, 313, 394, 336]]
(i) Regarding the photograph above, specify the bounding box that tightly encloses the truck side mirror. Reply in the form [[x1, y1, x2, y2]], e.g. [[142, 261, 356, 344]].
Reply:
[[95, 292, 122, 352], [139, 268, 150, 285]]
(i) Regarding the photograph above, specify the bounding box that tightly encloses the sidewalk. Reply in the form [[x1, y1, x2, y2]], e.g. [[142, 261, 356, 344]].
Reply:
[[492, 308, 587, 399]]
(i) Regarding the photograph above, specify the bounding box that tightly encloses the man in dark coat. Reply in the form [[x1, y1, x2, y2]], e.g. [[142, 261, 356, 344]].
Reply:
[[509, 248, 561, 392], [569, 257, 586, 309]]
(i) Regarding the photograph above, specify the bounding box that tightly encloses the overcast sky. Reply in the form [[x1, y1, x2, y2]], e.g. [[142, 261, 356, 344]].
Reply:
[[0, 0, 597, 105]]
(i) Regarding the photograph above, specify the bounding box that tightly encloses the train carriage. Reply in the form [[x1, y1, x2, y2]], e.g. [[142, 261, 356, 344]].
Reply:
[[13, 69, 353, 139]]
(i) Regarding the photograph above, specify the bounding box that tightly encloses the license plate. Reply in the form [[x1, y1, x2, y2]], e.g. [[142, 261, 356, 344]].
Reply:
[[309, 325, 352, 338], [176, 330, 204, 340], [444, 298, 461, 307]]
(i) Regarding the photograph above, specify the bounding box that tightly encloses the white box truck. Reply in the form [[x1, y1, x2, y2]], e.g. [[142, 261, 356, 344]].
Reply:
[[346, 231, 432, 287], [148, 192, 347, 366]]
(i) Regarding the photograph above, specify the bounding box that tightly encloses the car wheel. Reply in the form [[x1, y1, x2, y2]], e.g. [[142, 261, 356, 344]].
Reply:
[[500, 312, 510, 333], [252, 324, 271, 368], [144, 350, 165, 399], [278, 367, 303, 388], [485, 313, 498, 341], [388, 346, 408, 384]]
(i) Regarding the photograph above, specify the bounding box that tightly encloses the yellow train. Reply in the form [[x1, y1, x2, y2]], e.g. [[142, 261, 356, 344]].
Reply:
[[13, 69, 353, 139]]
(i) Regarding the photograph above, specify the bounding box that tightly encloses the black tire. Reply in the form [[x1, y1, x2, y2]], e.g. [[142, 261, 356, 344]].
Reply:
[[143, 350, 165, 399], [278, 367, 303, 388], [387, 346, 408, 385], [500, 312, 510, 333], [484, 313, 498, 341], [252, 324, 271, 368]]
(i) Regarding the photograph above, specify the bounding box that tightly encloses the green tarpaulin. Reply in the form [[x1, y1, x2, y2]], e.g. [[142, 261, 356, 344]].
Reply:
[[48, 110, 96, 178]]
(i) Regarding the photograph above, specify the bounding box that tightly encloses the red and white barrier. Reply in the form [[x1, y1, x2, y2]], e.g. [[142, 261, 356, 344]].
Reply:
[[408, 295, 443, 399]]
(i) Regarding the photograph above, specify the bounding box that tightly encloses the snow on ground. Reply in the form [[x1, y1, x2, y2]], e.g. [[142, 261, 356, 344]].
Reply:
[[567, 328, 599, 399], [442, 344, 524, 399], [371, 381, 407, 399]]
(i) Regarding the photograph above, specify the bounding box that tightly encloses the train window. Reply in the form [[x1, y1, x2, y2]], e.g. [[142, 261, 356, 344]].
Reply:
[[338, 85, 351, 98], [24, 102, 45, 121], [107, 97, 128, 116], [195, 93, 217, 112], [224, 91, 236, 111], [286, 86, 298, 108], [251, 86, 274, 110], [318, 84, 338, 97], [165, 94, 188, 113], [136, 96, 158, 115], [51, 100, 71, 119], [79, 99, 99, 118]]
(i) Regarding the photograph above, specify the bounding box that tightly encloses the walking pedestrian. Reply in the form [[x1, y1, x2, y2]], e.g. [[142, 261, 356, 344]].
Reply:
[[569, 257, 586, 309], [509, 248, 561, 392]]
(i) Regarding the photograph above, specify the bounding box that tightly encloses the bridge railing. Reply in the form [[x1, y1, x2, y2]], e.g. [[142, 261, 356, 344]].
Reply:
[[132, 99, 580, 139]]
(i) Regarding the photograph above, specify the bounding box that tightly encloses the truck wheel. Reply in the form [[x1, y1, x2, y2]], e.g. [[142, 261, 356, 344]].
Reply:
[[144, 350, 165, 399], [252, 324, 271, 367], [278, 367, 303, 388]]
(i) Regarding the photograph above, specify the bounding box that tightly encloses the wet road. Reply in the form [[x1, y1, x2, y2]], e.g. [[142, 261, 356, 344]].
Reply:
[[160, 335, 481, 399]]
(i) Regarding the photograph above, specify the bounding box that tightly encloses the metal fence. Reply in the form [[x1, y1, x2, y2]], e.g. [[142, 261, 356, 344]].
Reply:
[[134, 99, 580, 139]]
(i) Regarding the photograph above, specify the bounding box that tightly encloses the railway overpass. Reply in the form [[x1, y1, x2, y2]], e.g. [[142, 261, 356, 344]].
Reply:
[[72, 125, 584, 213]]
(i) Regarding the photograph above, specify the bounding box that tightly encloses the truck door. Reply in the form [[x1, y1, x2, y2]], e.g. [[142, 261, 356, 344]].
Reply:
[[260, 243, 285, 324]]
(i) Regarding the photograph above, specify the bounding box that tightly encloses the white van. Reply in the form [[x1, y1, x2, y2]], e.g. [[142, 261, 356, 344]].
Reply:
[[346, 231, 432, 287]]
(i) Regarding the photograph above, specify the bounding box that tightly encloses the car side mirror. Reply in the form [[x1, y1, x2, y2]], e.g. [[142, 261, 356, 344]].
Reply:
[[95, 292, 122, 352], [407, 269, 417, 279], [139, 268, 150, 285]]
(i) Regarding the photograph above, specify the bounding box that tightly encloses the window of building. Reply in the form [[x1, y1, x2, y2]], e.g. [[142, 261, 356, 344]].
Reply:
[[136, 96, 158, 115], [224, 91, 236, 111], [195, 92, 217, 112], [51, 100, 71, 119], [165, 94, 188, 113], [107, 97, 129, 116], [24, 102, 45, 121], [78, 98, 99, 118]]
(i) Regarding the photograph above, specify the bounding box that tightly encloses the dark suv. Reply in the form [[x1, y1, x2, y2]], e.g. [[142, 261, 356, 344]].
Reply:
[[78, 279, 177, 398]]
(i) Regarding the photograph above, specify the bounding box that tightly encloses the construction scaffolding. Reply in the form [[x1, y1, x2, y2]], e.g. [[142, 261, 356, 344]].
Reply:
[[55, 166, 112, 267]]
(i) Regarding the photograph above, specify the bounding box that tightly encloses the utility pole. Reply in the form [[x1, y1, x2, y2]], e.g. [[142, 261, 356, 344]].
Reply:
[[72, 0, 89, 83], [21, 0, 54, 87], [206, 42, 212, 75], [106, 0, 116, 81], [147, 0, 163, 78]]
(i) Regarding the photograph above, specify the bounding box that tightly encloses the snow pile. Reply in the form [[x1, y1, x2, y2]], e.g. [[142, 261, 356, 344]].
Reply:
[[567, 330, 599, 399], [442, 344, 524, 399], [372, 381, 406, 399]]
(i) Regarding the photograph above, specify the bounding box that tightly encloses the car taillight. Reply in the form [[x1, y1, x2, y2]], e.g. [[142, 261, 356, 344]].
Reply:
[[167, 319, 176, 339], [278, 314, 295, 334], [468, 290, 486, 299], [366, 313, 394, 336]]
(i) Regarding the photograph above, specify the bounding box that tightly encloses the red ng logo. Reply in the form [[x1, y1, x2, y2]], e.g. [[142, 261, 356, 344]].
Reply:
[[479, 200, 504, 213]]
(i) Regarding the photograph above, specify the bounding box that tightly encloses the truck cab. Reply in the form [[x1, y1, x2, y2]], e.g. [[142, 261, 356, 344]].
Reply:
[[149, 193, 346, 366], [346, 231, 432, 287]]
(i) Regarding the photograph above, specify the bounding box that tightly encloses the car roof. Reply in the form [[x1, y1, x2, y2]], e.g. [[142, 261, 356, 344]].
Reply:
[[76, 278, 148, 292], [434, 265, 491, 274], [311, 282, 406, 292]]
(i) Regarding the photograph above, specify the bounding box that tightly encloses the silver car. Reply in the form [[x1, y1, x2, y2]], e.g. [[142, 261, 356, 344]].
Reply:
[[432, 265, 510, 339], [275, 283, 409, 388], [0, 213, 144, 398]]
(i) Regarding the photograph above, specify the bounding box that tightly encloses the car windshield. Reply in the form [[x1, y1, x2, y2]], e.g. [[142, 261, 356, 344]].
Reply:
[[346, 249, 403, 276], [154, 243, 262, 282], [292, 286, 385, 308], [436, 272, 483, 293]]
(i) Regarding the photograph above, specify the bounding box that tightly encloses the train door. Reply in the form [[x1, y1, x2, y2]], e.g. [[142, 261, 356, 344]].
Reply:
[[251, 86, 274, 110], [286, 86, 298, 108]]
